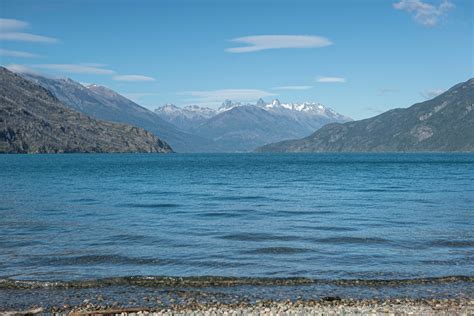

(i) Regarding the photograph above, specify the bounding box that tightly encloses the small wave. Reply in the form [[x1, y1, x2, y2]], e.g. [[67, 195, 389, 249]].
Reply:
[[297, 225, 358, 232], [220, 233, 301, 242], [39, 209, 66, 215], [213, 195, 267, 201], [243, 247, 310, 254], [429, 240, 474, 248], [35, 254, 173, 266], [419, 257, 474, 266], [356, 188, 390, 192], [130, 190, 179, 196], [311, 236, 391, 245], [0, 275, 472, 290], [275, 210, 331, 216], [69, 198, 98, 203], [109, 234, 163, 245], [197, 212, 244, 218], [118, 203, 181, 209], [380, 219, 418, 226], [0, 240, 43, 248]]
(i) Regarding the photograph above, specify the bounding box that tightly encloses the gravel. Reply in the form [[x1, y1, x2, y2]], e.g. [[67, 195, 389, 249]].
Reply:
[[4, 298, 472, 315]]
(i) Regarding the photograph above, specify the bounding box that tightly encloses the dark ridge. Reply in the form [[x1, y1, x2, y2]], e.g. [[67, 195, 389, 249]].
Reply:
[[257, 78, 474, 153], [0, 67, 173, 154]]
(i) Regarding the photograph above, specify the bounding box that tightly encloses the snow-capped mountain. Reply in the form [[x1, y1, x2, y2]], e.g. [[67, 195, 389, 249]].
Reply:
[[154, 104, 217, 129], [257, 98, 349, 119], [217, 99, 243, 112], [255, 98, 351, 132], [154, 98, 351, 152]]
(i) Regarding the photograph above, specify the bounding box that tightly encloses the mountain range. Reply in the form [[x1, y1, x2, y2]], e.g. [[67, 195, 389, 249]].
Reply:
[[257, 78, 474, 152], [20, 73, 215, 153], [0, 67, 172, 154], [155, 99, 351, 152], [4, 67, 471, 154], [18, 71, 351, 152]]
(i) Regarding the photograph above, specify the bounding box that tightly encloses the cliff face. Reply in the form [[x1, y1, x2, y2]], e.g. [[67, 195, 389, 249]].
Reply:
[[257, 79, 474, 153], [0, 67, 172, 153]]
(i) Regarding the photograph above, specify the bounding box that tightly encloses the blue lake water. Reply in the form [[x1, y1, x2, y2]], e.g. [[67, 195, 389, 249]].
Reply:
[[0, 153, 473, 284]]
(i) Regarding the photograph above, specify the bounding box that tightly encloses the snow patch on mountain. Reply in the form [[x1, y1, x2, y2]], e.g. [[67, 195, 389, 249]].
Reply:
[[155, 98, 351, 125], [154, 98, 351, 146]]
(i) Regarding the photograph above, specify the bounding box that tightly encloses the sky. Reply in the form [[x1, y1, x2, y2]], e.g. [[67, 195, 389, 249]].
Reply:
[[0, 0, 472, 120]]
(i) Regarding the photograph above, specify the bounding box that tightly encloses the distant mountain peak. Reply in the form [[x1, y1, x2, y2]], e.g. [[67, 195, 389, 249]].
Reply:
[[271, 99, 281, 106], [222, 99, 233, 106], [256, 98, 266, 106], [218, 99, 241, 112], [183, 104, 216, 114], [160, 103, 180, 112], [154, 104, 218, 131]]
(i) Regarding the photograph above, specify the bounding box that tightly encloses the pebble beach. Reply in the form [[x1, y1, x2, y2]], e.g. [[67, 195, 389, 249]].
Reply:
[[4, 298, 473, 315]]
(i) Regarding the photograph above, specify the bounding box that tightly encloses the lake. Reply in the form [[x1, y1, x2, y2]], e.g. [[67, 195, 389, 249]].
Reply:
[[0, 153, 473, 308]]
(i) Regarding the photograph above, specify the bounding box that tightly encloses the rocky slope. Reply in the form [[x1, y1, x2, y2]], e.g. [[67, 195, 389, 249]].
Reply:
[[20, 73, 214, 152], [257, 78, 474, 152], [0, 67, 172, 153]]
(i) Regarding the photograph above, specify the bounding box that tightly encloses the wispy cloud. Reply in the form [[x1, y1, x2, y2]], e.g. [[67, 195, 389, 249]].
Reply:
[[0, 48, 41, 58], [420, 88, 445, 99], [5, 63, 39, 75], [0, 18, 28, 30], [8, 61, 154, 83], [317, 76, 346, 83], [272, 85, 313, 90], [182, 89, 276, 104], [0, 32, 58, 43], [393, 0, 454, 27], [80, 63, 108, 68], [32, 63, 116, 75], [0, 18, 58, 43], [113, 75, 156, 82], [226, 35, 332, 53]]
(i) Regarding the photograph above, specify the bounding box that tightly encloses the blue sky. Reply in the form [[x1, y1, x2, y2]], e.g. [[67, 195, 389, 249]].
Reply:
[[1, 0, 472, 119]]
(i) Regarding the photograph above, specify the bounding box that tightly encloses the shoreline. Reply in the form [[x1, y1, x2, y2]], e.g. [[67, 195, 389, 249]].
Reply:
[[2, 275, 473, 313], [3, 298, 473, 315]]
